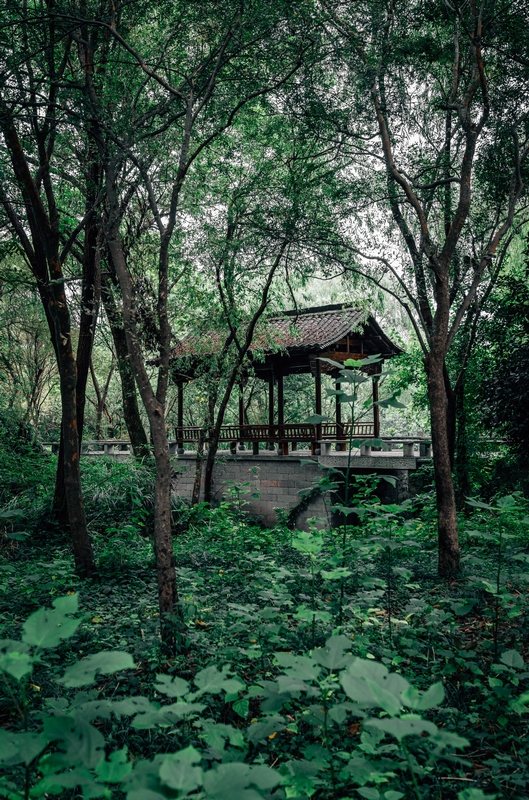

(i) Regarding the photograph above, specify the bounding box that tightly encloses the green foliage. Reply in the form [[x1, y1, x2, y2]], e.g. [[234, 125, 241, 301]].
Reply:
[[0, 595, 472, 800], [2, 484, 529, 797]]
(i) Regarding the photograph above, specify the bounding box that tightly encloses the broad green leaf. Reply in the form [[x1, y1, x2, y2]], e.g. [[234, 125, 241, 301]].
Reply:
[[199, 721, 245, 750], [274, 653, 321, 681], [330, 504, 359, 517], [31, 767, 105, 798], [0, 730, 47, 766], [43, 715, 105, 768], [340, 658, 409, 713], [430, 729, 469, 750], [451, 600, 477, 616], [343, 358, 365, 367], [496, 494, 518, 510], [317, 357, 344, 369], [457, 790, 497, 800], [465, 497, 495, 511], [312, 635, 353, 671], [194, 665, 244, 696], [202, 762, 279, 799], [22, 600, 81, 649], [500, 649, 525, 670], [357, 789, 380, 799], [52, 593, 79, 614], [112, 696, 158, 717], [509, 691, 529, 714], [159, 747, 203, 793], [366, 715, 437, 742], [321, 567, 352, 580], [291, 530, 324, 554], [60, 651, 135, 687], [0, 509, 24, 519], [402, 682, 444, 710], [232, 698, 249, 718], [155, 674, 189, 697], [0, 639, 33, 681], [96, 747, 132, 783]]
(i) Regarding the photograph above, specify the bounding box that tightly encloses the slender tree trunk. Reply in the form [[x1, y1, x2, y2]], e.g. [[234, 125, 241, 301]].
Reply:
[[443, 365, 456, 468], [44, 253, 97, 578], [100, 267, 149, 457], [105, 198, 184, 651], [204, 410, 231, 504], [191, 431, 206, 506], [0, 104, 96, 578], [53, 177, 101, 522], [426, 348, 460, 576], [151, 415, 181, 650], [454, 376, 471, 509]]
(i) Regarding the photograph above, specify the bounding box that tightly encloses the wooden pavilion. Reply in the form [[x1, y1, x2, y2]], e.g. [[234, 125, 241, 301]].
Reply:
[[171, 304, 402, 455]]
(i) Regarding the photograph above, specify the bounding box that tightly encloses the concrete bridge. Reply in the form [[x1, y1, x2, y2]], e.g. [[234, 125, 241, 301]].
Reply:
[[45, 436, 432, 529]]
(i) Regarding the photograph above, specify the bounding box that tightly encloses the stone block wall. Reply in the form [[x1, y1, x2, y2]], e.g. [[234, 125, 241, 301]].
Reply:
[[171, 452, 331, 528], [171, 451, 412, 529]]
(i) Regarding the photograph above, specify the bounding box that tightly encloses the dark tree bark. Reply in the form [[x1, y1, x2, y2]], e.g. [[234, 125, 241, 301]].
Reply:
[[0, 97, 97, 579], [53, 146, 102, 522], [90, 356, 114, 440], [100, 266, 149, 457], [454, 375, 471, 509], [105, 204, 184, 651]]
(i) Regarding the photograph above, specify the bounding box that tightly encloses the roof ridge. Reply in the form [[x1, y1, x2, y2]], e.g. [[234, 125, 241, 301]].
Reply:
[[271, 304, 361, 319]]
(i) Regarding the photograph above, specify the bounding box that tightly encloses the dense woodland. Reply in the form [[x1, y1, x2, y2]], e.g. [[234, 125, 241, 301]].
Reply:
[[1, 0, 529, 798]]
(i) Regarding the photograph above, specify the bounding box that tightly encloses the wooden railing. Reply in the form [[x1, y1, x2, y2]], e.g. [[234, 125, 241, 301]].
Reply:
[[43, 432, 433, 458], [175, 422, 374, 443]]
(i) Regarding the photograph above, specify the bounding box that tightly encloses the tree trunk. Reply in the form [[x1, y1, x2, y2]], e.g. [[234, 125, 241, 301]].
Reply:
[[151, 415, 182, 651], [100, 267, 149, 457], [454, 376, 471, 509], [53, 181, 101, 523], [105, 202, 184, 651], [443, 364, 456, 469], [191, 431, 205, 506], [426, 349, 460, 576]]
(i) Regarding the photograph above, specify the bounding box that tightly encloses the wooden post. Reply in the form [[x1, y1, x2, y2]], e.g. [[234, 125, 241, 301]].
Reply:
[[277, 374, 284, 425], [372, 375, 380, 439], [336, 381, 346, 451], [268, 374, 275, 450], [177, 381, 184, 454], [277, 373, 287, 455], [315, 360, 322, 452], [238, 383, 245, 451]]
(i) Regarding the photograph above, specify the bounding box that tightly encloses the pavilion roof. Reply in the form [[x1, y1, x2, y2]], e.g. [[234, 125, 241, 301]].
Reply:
[[170, 304, 402, 362]]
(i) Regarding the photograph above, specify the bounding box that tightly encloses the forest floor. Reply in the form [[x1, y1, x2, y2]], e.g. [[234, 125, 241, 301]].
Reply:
[[1, 456, 529, 799]]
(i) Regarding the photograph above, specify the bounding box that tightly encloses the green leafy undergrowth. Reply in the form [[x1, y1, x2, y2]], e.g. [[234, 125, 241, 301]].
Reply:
[[0, 593, 499, 800], [1, 491, 529, 796]]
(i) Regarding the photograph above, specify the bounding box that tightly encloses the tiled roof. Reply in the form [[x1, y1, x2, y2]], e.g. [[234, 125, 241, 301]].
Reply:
[[170, 304, 400, 360], [263, 305, 365, 353]]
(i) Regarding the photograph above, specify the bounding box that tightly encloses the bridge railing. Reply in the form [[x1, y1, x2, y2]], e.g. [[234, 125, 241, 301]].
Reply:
[[43, 431, 433, 458], [174, 422, 374, 444]]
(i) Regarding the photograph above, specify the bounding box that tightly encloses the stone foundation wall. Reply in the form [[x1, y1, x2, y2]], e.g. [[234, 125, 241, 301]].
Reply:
[[171, 451, 412, 529], [172, 453, 330, 528]]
